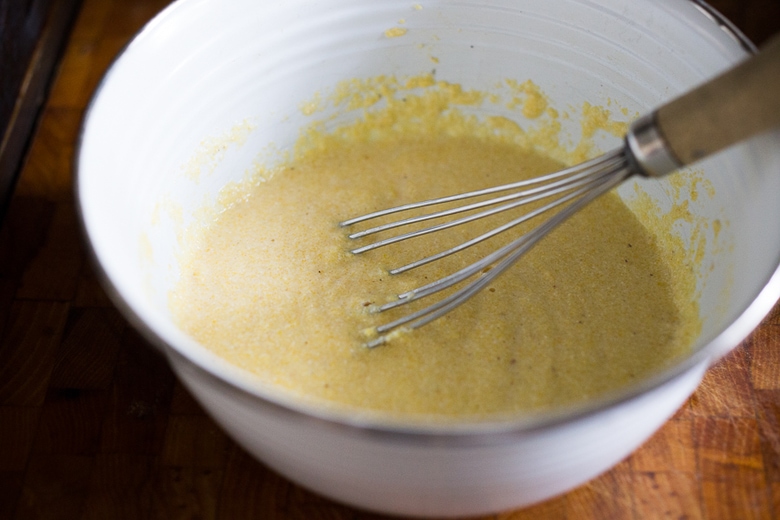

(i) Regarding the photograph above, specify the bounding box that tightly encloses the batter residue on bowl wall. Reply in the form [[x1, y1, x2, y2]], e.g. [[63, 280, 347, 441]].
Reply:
[[168, 76, 702, 419]]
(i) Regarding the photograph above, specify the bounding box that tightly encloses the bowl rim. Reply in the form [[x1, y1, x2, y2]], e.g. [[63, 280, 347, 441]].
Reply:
[[73, 0, 780, 442]]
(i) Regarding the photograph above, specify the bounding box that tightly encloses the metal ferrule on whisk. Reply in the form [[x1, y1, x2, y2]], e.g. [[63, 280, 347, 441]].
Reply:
[[625, 112, 683, 178]]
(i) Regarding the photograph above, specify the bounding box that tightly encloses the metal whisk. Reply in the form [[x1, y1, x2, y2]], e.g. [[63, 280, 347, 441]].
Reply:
[[341, 37, 780, 348]]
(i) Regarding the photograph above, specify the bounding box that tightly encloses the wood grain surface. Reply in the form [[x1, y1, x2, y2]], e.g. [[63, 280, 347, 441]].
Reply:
[[1, 0, 779, 518]]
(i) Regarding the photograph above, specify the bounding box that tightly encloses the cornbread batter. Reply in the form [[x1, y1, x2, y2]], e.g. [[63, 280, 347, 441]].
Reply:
[[169, 80, 700, 419]]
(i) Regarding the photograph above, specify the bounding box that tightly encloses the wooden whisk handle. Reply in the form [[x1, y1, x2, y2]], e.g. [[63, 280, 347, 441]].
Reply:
[[628, 34, 780, 177], [657, 34, 780, 166]]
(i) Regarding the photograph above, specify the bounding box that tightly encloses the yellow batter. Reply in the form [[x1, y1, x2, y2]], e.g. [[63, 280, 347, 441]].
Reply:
[[169, 79, 700, 419]]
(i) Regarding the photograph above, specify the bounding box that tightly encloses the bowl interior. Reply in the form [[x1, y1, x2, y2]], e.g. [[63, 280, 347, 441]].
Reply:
[[77, 0, 780, 424]]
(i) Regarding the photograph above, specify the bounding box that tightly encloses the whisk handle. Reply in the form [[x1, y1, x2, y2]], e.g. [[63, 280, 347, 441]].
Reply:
[[630, 34, 780, 177], [657, 34, 780, 168]]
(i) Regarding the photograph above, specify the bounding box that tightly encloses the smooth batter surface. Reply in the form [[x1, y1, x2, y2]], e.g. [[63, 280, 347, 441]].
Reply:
[[170, 130, 699, 418]]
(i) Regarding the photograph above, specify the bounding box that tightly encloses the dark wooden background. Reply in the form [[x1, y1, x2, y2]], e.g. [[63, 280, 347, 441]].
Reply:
[[0, 0, 53, 135], [1, 0, 779, 518], [0, 0, 80, 220]]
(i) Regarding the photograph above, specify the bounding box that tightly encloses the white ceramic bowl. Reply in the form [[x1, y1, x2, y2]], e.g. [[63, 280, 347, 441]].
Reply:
[[76, 0, 780, 516]]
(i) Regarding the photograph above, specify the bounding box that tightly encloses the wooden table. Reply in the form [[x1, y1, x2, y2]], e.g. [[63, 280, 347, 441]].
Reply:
[[1, 0, 779, 518]]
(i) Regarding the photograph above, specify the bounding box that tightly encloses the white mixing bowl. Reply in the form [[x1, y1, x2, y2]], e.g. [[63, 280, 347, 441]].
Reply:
[[76, 0, 780, 516]]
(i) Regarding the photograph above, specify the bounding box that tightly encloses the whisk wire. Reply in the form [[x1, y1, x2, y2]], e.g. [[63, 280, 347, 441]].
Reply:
[[388, 168, 620, 274], [384, 163, 628, 306], [347, 149, 626, 243], [340, 148, 624, 229], [356, 153, 632, 348]]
